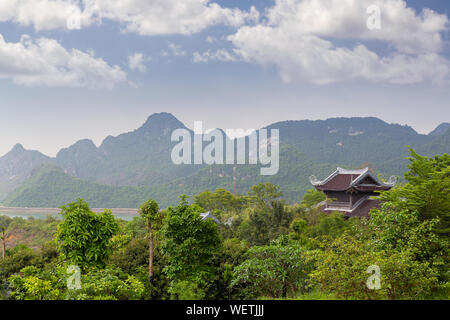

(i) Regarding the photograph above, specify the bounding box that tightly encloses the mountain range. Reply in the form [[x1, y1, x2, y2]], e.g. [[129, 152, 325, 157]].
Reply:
[[0, 112, 448, 208]]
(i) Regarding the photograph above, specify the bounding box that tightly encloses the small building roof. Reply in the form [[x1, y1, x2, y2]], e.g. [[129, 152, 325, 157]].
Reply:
[[200, 211, 220, 224], [310, 167, 397, 191]]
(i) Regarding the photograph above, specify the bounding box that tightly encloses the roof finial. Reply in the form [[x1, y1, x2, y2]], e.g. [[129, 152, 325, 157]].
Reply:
[[309, 175, 321, 186]]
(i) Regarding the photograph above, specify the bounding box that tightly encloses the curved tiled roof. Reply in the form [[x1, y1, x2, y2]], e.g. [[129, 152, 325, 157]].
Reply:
[[310, 167, 397, 191]]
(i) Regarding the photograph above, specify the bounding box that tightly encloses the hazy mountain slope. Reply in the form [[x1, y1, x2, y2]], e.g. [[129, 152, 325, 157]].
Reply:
[[55, 112, 203, 186], [265, 117, 431, 167], [159, 144, 337, 204], [429, 123, 450, 136], [2, 165, 156, 208], [417, 127, 450, 156], [0, 145, 359, 208], [1, 113, 448, 208], [0, 144, 52, 197]]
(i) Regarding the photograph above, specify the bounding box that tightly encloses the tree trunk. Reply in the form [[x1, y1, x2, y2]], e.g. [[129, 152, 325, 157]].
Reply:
[[1, 231, 5, 259], [148, 225, 153, 283]]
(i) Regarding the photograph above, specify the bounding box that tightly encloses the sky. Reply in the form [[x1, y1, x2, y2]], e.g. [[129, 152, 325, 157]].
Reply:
[[0, 0, 449, 157]]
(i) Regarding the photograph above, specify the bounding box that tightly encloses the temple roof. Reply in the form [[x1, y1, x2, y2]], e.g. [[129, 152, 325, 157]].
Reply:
[[310, 167, 397, 191]]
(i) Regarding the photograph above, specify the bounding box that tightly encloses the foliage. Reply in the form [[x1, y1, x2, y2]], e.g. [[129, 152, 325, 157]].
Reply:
[[9, 273, 60, 300], [237, 202, 293, 246], [3, 216, 59, 249], [1, 147, 449, 301], [139, 199, 161, 228], [168, 280, 206, 300], [248, 183, 283, 208], [231, 241, 313, 299], [374, 149, 449, 282], [108, 237, 170, 300], [161, 195, 222, 297], [70, 267, 145, 300], [194, 189, 247, 213], [299, 189, 326, 208], [8, 264, 145, 300], [310, 234, 440, 300], [0, 245, 39, 284], [377, 149, 449, 235], [55, 199, 120, 270]]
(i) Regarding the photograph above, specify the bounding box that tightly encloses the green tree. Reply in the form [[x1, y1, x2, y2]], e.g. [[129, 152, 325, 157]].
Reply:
[[9, 274, 60, 300], [299, 189, 326, 209], [374, 149, 449, 284], [0, 215, 12, 260], [238, 200, 292, 246], [108, 237, 170, 300], [248, 183, 283, 208], [72, 267, 145, 300], [138, 199, 161, 283], [194, 189, 247, 213], [0, 245, 39, 289], [378, 148, 450, 235], [161, 195, 222, 299], [55, 199, 119, 270], [231, 242, 313, 299], [8, 265, 145, 300], [0, 225, 7, 259], [310, 234, 439, 300]]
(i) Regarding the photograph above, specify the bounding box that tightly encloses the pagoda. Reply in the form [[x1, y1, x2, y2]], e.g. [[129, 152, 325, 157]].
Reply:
[[310, 167, 397, 218]]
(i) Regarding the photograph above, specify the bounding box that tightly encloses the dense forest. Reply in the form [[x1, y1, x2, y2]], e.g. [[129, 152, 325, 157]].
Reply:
[[0, 149, 448, 300]]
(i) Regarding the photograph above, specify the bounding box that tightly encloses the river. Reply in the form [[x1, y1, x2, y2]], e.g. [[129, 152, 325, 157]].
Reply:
[[0, 207, 139, 221]]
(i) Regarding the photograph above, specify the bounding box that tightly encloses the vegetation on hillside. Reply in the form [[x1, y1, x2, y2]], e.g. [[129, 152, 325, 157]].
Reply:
[[1, 115, 449, 209], [0, 149, 448, 300]]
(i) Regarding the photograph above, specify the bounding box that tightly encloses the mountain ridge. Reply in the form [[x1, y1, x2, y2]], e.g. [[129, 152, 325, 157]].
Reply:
[[1, 113, 448, 207], [429, 122, 450, 136]]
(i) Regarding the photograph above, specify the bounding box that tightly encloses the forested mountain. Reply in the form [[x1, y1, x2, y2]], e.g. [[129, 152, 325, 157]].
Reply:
[[3, 145, 334, 208], [2, 165, 156, 208], [417, 126, 450, 156], [265, 117, 443, 176], [0, 144, 51, 199], [54, 112, 202, 186], [0, 113, 448, 208]]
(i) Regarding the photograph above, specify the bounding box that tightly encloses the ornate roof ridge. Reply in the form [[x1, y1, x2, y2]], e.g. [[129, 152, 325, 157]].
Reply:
[[310, 166, 397, 188], [350, 170, 397, 188], [337, 167, 369, 175], [310, 167, 368, 186]]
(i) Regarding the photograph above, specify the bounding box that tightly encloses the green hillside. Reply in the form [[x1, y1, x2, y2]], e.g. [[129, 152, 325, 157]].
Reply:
[[1, 144, 391, 209], [1, 114, 448, 209], [2, 165, 156, 208]]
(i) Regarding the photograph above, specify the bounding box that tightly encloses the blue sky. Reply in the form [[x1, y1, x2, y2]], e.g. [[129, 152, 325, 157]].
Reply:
[[0, 0, 449, 156]]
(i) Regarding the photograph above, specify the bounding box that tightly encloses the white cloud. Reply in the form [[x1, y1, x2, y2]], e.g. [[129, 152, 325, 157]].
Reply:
[[0, 34, 127, 88], [92, 0, 259, 36], [193, 49, 238, 63], [206, 36, 218, 44], [0, 0, 259, 35], [161, 43, 187, 57], [263, 0, 448, 54], [228, 0, 450, 85], [168, 43, 186, 57], [0, 0, 93, 31], [128, 52, 148, 72]]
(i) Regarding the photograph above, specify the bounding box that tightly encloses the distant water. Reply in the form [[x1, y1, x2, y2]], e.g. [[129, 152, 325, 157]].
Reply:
[[0, 212, 138, 221]]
